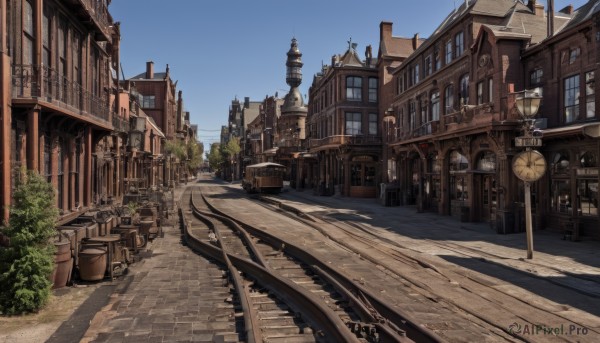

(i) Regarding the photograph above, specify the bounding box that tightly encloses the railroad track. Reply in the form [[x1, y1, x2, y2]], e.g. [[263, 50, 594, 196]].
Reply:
[[253, 193, 600, 343], [180, 185, 437, 342]]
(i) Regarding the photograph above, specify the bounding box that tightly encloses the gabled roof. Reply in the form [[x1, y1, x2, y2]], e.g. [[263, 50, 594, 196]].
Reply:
[[341, 48, 362, 66]]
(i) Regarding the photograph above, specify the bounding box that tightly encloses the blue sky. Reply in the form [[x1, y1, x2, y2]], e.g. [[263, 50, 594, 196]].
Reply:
[[110, 0, 588, 146]]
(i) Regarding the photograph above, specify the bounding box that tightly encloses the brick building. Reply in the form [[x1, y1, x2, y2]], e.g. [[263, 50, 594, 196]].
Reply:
[[307, 40, 380, 197], [383, 0, 600, 237], [0, 0, 125, 222]]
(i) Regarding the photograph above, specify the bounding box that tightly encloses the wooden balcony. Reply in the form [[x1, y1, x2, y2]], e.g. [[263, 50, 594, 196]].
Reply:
[[64, 0, 112, 42], [12, 64, 112, 125]]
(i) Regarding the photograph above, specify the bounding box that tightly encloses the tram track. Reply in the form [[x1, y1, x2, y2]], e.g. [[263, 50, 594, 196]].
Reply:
[[182, 185, 422, 342], [253, 193, 600, 342]]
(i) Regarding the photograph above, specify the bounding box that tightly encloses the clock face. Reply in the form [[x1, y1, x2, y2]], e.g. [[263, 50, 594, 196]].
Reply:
[[512, 150, 547, 182]]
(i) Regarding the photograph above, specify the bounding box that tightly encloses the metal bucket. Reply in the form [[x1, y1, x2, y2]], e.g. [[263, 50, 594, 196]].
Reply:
[[78, 248, 107, 281]]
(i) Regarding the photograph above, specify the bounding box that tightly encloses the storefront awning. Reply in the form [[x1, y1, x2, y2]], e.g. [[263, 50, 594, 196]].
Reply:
[[543, 123, 600, 139]]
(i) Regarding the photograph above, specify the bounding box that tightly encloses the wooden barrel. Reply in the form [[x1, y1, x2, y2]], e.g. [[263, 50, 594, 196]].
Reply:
[[52, 241, 73, 289], [78, 248, 107, 281]]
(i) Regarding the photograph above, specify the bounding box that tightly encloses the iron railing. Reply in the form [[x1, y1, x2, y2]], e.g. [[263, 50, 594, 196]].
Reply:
[[12, 64, 111, 123]]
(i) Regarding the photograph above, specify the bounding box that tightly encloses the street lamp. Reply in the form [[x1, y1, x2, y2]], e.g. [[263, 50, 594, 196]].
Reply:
[[511, 89, 546, 259]]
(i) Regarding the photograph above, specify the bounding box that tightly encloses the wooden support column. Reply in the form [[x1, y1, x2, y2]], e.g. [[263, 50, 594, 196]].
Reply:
[[69, 138, 75, 211], [84, 128, 92, 207], [27, 108, 40, 171], [0, 1, 11, 221]]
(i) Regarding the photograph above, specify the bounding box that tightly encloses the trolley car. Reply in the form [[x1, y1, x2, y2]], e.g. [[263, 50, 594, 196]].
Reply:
[[242, 162, 286, 193]]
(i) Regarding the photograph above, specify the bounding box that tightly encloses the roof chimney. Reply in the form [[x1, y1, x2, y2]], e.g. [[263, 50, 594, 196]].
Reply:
[[527, 0, 544, 16], [559, 5, 573, 15], [244, 97, 250, 108], [547, 0, 555, 37], [412, 33, 420, 50], [380, 21, 393, 43], [146, 61, 154, 79]]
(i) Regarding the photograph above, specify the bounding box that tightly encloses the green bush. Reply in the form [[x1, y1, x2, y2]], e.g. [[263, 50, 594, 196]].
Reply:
[[0, 170, 58, 315]]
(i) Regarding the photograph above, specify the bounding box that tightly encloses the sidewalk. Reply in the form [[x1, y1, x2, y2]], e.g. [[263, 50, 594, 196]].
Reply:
[[272, 186, 600, 298]]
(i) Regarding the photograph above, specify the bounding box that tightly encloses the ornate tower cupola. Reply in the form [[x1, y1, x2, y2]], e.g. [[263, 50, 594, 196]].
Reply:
[[282, 38, 307, 117], [286, 38, 303, 88]]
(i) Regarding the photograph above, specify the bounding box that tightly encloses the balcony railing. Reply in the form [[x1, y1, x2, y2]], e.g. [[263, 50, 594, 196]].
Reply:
[[412, 120, 439, 138], [12, 64, 111, 123], [66, 0, 111, 42]]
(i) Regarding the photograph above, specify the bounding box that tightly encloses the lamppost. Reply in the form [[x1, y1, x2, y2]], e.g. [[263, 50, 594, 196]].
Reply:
[[511, 89, 546, 259]]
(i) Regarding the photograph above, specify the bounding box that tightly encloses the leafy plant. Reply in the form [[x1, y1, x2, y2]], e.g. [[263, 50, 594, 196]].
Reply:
[[0, 169, 58, 315]]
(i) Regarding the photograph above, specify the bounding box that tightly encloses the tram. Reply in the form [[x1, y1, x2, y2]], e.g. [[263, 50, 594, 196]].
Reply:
[[242, 162, 286, 194]]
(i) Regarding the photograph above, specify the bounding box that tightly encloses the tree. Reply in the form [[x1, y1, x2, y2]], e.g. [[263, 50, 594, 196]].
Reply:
[[0, 170, 59, 315], [186, 140, 203, 172], [207, 143, 223, 172], [223, 137, 241, 158]]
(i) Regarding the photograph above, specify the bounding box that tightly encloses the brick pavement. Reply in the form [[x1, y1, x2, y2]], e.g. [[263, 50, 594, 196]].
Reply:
[[81, 183, 240, 343]]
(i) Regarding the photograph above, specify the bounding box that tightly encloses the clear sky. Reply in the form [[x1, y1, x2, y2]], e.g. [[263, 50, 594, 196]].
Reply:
[[110, 0, 588, 146]]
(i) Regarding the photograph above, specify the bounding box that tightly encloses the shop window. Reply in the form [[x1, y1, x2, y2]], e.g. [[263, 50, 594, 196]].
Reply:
[[551, 180, 571, 213], [551, 151, 570, 175], [578, 179, 598, 216], [449, 150, 468, 171]]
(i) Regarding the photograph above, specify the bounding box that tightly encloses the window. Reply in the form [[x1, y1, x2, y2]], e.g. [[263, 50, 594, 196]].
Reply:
[[459, 74, 469, 105], [488, 78, 493, 103], [530, 68, 543, 85], [477, 81, 484, 105], [569, 47, 580, 64], [368, 113, 377, 135], [411, 64, 419, 85], [409, 101, 416, 130], [434, 49, 441, 71], [424, 55, 432, 77], [42, 6, 51, 67], [23, 0, 34, 65], [564, 74, 579, 123], [455, 32, 464, 57], [445, 39, 452, 64], [142, 95, 156, 108], [445, 85, 454, 114], [345, 112, 361, 135], [397, 75, 404, 94], [346, 76, 362, 101], [586, 71, 595, 118], [420, 98, 427, 125], [368, 77, 378, 102], [431, 91, 440, 121], [551, 180, 571, 213]]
